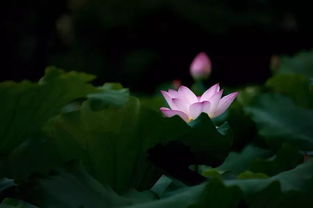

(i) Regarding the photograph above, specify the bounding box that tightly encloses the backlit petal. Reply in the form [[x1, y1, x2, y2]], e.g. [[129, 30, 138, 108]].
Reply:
[[160, 107, 189, 122], [189, 101, 210, 119], [168, 89, 179, 98], [178, 86, 198, 104], [172, 98, 190, 115], [200, 83, 220, 102], [213, 92, 239, 118], [160, 90, 176, 109], [206, 89, 223, 117]]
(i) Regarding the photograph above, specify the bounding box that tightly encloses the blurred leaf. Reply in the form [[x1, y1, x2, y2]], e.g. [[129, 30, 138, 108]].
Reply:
[[150, 175, 173, 197], [49, 93, 188, 193], [38, 165, 130, 208], [266, 74, 313, 108], [147, 160, 313, 208], [150, 175, 186, 198], [0, 178, 15, 192], [87, 83, 130, 110], [250, 143, 303, 176], [225, 86, 261, 150], [49, 83, 233, 192], [277, 50, 313, 78], [38, 164, 206, 208], [36, 159, 313, 208], [225, 159, 313, 194], [124, 185, 205, 208], [140, 95, 164, 111], [200, 167, 223, 179], [237, 86, 262, 106], [246, 182, 313, 208], [227, 106, 259, 150], [3, 138, 62, 180], [237, 171, 268, 179], [186, 114, 233, 164], [217, 145, 270, 175], [188, 179, 242, 208], [0, 198, 38, 208], [245, 93, 313, 150], [0, 67, 96, 154]]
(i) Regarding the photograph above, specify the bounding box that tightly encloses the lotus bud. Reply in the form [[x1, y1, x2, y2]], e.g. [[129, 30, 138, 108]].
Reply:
[[190, 52, 212, 80]]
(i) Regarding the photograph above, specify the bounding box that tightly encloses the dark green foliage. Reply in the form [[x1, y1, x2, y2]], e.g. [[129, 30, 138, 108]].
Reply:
[[0, 67, 96, 154], [276, 51, 313, 78], [250, 144, 303, 176], [266, 73, 313, 108], [245, 93, 313, 150], [217, 145, 270, 175], [188, 179, 242, 208], [1, 50, 313, 207], [0, 178, 15, 193], [0, 198, 37, 208], [48, 95, 232, 192]]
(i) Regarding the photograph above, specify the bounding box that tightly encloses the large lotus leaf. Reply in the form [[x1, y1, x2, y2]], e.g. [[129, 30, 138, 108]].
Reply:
[[245, 182, 313, 208], [217, 143, 303, 177], [0, 198, 38, 208], [217, 145, 270, 175], [225, 159, 313, 195], [148, 115, 233, 185], [185, 114, 233, 165], [139, 95, 164, 111], [1, 137, 62, 180], [87, 83, 130, 110], [37, 161, 313, 208], [227, 106, 259, 151], [236, 86, 262, 106], [221, 86, 262, 150], [216, 160, 313, 207], [266, 74, 313, 108], [48, 94, 189, 193], [196, 163, 313, 207], [245, 93, 313, 150], [250, 143, 303, 176], [38, 165, 131, 208], [0, 178, 15, 192], [0, 67, 96, 154], [187, 179, 242, 208], [130, 180, 241, 208], [276, 50, 313, 78], [37, 165, 205, 208]]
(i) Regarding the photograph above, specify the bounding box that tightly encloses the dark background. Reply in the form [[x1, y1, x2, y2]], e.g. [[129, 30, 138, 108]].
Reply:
[[1, 0, 313, 93]]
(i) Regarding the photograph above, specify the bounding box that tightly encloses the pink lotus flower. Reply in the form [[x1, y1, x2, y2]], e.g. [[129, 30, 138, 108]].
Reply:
[[190, 52, 212, 80], [160, 84, 238, 122]]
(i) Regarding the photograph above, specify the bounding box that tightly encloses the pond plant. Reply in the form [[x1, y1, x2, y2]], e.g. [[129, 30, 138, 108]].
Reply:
[[0, 50, 313, 207]]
